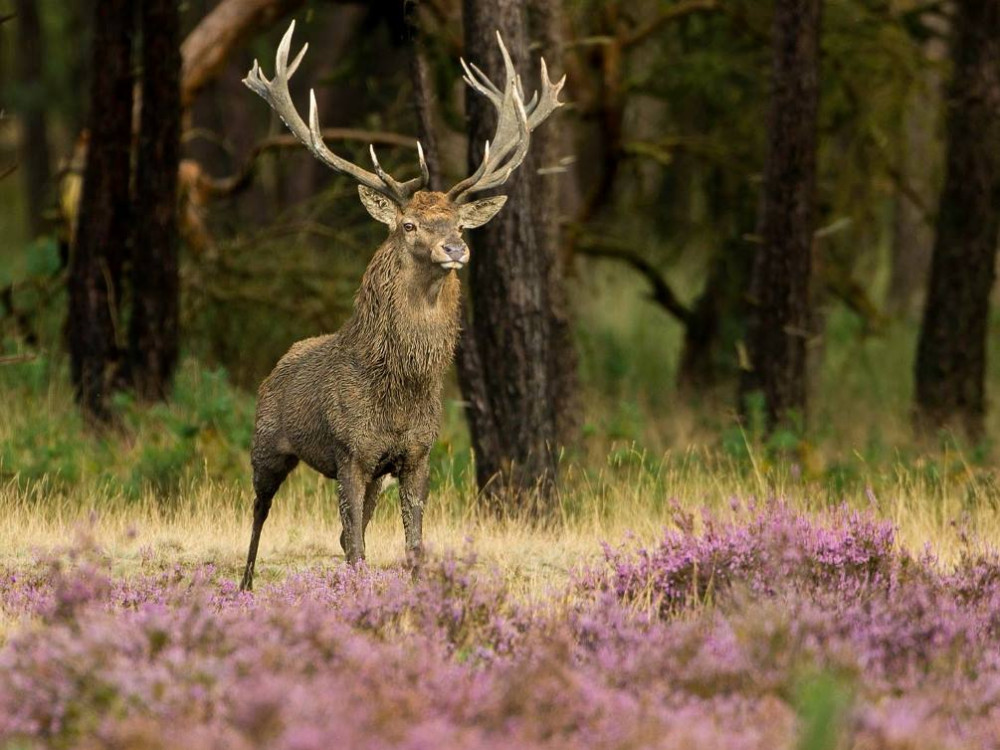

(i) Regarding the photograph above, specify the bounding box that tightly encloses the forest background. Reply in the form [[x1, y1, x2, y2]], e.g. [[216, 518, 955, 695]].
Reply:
[[1, 0, 999, 574]]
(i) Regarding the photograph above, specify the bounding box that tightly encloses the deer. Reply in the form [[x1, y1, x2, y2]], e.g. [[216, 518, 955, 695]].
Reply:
[[238, 21, 564, 590]]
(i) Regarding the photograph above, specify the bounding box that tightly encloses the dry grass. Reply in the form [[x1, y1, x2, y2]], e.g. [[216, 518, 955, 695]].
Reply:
[[2, 444, 998, 603]]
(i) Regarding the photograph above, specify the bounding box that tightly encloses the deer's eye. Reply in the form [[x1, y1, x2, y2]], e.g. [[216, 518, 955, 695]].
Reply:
[[403, 222, 417, 232]]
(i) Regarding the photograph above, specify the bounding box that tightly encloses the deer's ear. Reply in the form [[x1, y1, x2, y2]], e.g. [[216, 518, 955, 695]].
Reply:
[[358, 186, 400, 225], [458, 195, 508, 229]]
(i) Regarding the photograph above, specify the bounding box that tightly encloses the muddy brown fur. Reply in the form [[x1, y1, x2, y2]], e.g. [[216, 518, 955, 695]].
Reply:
[[239, 190, 505, 590]]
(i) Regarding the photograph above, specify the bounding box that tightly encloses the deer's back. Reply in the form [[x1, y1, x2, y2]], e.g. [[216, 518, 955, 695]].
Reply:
[[253, 331, 445, 477]]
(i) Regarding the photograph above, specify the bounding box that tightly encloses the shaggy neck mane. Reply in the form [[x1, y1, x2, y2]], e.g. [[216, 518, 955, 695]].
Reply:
[[342, 238, 462, 388]]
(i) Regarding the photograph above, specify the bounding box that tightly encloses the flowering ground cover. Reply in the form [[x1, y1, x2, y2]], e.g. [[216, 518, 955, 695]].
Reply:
[[1, 501, 998, 749]]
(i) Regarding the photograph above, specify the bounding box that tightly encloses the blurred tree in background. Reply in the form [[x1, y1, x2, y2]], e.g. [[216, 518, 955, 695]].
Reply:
[[11, 0, 49, 237], [739, 0, 823, 429], [128, 0, 182, 401], [915, 0, 1000, 439], [67, 0, 134, 423]]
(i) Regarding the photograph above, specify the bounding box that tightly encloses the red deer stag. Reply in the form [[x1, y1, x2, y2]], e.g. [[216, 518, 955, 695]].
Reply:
[[239, 21, 564, 590]]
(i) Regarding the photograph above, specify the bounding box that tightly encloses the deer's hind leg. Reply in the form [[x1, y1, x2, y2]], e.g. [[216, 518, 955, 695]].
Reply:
[[240, 453, 298, 591]]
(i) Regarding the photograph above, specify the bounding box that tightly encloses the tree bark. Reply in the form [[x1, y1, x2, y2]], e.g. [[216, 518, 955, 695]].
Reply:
[[405, 1, 442, 191], [13, 0, 52, 237], [738, 0, 822, 429], [459, 0, 561, 512], [914, 0, 1000, 439], [128, 0, 182, 401], [528, 0, 580, 445], [68, 0, 135, 423]]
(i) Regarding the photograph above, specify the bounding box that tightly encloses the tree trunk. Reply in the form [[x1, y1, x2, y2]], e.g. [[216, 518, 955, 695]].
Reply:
[[887, 26, 947, 317], [678, 235, 755, 392], [459, 0, 561, 512], [68, 0, 135, 423], [405, 1, 442, 191], [914, 0, 1000, 439], [678, 189, 757, 391], [528, 0, 580, 445], [128, 0, 182, 401], [14, 0, 52, 237], [738, 0, 822, 429]]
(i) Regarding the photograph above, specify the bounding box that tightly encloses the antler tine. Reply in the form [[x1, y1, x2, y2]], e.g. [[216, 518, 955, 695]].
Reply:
[[525, 57, 566, 130], [368, 145, 404, 193], [465, 97, 531, 193], [524, 89, 539, 113], [461, 59, 501, 103], [245, 20, 428, 204], [274, 19, 297, 76], [416, 141, 430, 185], [447, 31, 562, 203]]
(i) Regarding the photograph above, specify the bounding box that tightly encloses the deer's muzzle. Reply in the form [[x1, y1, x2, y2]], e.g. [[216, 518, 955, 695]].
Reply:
[[439, 242, 469, 270]]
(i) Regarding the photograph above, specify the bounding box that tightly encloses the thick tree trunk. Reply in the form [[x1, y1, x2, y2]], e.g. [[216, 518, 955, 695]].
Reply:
[[14, 0, 52, 237], [128, 0, 182, 400], [459, 0, 561, 512], [738, 0, 822, 429], [68, 0, 135, 423], [529, 0, 580, 445], [914, 0, 1000, 439]]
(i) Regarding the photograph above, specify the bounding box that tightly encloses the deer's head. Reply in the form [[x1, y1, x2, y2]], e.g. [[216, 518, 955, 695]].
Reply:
[[244, 22, 564, 274]]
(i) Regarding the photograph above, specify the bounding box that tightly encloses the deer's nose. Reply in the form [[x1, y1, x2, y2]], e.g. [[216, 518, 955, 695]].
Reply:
[[444, 243, 467, 260]]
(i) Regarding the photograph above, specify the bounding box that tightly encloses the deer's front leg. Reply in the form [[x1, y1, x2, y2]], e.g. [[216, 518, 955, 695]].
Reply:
[[398, 452, 429, 560], [337, 459, 367, 565]]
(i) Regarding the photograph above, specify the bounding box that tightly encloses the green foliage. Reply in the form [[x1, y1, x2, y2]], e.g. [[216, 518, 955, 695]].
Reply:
[[794, 672, 852, 750], [0, 359, 256, 497]]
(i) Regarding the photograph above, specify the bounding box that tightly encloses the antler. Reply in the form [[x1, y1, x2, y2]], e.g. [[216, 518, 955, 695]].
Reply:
[[244, 21, 429, 205], [447, 31, 566, 204]]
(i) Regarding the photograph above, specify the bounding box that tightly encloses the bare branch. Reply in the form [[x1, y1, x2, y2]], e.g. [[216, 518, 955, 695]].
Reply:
[[181, 0, 305, 109], [190, 128, 420, 200], [624, 0, 720, 48], [0, 352, 37, 366], [575, 234, 693, 326]]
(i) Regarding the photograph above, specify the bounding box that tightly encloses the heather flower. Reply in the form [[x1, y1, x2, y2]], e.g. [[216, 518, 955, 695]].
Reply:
[[2, 502, 1000, 748]]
